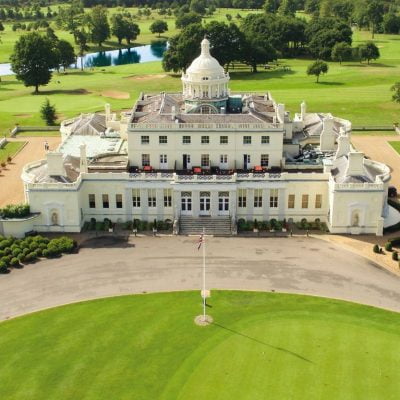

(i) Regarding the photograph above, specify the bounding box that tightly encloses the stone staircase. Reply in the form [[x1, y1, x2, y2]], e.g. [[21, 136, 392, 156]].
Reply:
[[179, 216, 232, 236]]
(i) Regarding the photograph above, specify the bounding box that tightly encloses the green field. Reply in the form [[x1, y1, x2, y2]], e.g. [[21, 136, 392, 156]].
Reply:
[[0, 291, 399, 399], [0, 141, 26, 163], [389, 141, 400, 154]]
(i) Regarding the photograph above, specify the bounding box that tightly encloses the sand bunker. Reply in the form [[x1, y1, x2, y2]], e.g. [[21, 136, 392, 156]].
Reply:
[[126, 74, 167, 81], [101, 90, 130, 100], [13, 113, 32, 117]]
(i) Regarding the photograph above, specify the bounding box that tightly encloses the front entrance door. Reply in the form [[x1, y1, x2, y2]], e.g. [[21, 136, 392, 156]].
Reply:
[[243, 154, 251, 170], [160, 154, 167, 169], [199, 192, 211, 216], [183, 154, 191, 170], [181, 192, 192, 215], [218, 192, 229, 215]]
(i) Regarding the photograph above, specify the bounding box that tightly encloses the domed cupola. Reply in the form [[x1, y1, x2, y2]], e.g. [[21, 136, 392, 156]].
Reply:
[[181, 37, 230, 113]]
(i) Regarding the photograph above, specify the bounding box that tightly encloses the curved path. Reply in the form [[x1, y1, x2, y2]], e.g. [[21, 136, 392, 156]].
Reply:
[[1, 236, 400, 320]]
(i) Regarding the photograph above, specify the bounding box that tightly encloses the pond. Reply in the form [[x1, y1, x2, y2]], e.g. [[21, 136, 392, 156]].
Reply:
[[0, 41, 167, 76]]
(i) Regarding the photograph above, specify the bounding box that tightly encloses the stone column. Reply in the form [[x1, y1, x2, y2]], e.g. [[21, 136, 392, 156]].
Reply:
[[247, 189, 254, 220], [140, 188, 148, 221], [192, 190, 200, 217], [125, 187, 133, 222], [262, 188, 270, 220], [156, 188, 164, 221], [229, 190, 237, 220], [278, 188, 286, 220], [211, 191, 219, 217]]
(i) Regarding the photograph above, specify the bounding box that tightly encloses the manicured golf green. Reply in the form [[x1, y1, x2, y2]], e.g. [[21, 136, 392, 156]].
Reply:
[[0, 291, 399, 400]]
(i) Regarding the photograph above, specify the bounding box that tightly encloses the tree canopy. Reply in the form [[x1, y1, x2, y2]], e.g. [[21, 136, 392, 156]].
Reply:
[[88, 5, 110, 47], [150, 20, 168, 37], [10, 32, 57, 94], [307, 60, 329, 82]]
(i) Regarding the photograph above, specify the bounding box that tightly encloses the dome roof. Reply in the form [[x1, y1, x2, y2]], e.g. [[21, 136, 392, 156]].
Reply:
[[186, 38, 225, 78]]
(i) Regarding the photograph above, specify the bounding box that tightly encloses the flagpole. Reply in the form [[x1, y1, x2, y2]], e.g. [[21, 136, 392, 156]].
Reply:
[[202, 227, 206, 322]]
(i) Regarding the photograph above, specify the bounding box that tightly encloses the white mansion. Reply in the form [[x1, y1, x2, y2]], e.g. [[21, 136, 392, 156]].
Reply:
[[4, 38, 396, 236]]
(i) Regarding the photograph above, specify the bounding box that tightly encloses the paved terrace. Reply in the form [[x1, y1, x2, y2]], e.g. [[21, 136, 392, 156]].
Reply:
[[1, 236, 400, 320]]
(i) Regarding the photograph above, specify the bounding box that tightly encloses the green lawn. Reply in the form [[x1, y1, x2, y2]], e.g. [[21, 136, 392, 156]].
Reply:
[[389, 141, 400, 154], [0, 291, 399, 399], [0, 141, 26, 163], [352, 130, 397, 136]]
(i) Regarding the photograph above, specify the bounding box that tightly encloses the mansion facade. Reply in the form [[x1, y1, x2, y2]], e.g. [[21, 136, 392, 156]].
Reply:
[[2, 39, 395, 236]]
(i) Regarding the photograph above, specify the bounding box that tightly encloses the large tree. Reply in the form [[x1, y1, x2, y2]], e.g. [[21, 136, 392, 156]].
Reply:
[[56, 39, 76, 71], [111, 13, 127, 45], [204, 21, 245, 69], [366, 0, 384, 38], [241, 34, 277, 72], [175, 12, 202, 29], [163, 23, 205, 72], [331, 41, 353, 64], [358, 41, 380, 64], [307, 60, 329, 82], [10, 32, 56, 94], [88, 5, 110, 47], [150, 20, 168, 37], [74, 29, 89, 71]]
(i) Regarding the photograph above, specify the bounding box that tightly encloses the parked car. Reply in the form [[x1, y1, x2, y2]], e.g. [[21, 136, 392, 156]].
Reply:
[[388, 186, 397, 198]]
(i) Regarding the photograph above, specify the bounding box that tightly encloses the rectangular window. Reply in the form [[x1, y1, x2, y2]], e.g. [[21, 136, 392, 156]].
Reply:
[[220, 154, 228, 164], [201, 154, 210, 168], [164, 189, 172, 207], [102, 194, 109, 209], [288, 194, 295, 209], [142, 154, 150, 167], [254, 189, 262, 208], [261, 136, 270, 144], [141, 135, 149, 145], [148, 189, 156, 207], [160, 154, 167, 164], [220, 136, 228, 144], [302, 194, 309, 209], [315, 194, 322, 209], [243, 136, 252, 145], [182, 136, 191, 144], [116, 194, 123, 209], [159, 135, 167, 144], [238, 189, 247, 208], [132, 189, 141, 208], [88, 194, 96, 209], [261, 154, 269, 167], [269, 189, 278, 208], [201, 135, 209, 144]]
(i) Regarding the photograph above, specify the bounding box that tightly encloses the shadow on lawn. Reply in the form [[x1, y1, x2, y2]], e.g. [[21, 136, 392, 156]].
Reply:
[[212, 322, 313, 364], [230, 70, 296, 81]]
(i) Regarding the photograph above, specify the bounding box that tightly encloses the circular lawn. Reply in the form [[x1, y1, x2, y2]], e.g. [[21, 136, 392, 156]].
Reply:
[[0, 291, 400, 399]]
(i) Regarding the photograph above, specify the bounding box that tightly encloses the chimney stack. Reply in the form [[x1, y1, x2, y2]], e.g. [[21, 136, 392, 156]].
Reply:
[[80, 143, 88, 173], [346, 152, 365, 176], [277, 103, 285, 123], [301, 101, 306, 121], [335, 133, 350, 159], [320, 116, 335, 151], [46, 152, 66, 177], [105, 103, 111, 122]]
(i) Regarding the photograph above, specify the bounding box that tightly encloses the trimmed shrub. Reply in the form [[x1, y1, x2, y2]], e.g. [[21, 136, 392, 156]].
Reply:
[[373, 244, 380, 254], [385, 242, 393, 252], [392, 251, 398, 261], [3, 247, 11, 255], [0, 261, 8, 273], [0, 204, 30, 219], [17, 253, 25, 263], [42, 249, 50, 258], [10, 257, 19, 266], [11, 247, 22, 257]]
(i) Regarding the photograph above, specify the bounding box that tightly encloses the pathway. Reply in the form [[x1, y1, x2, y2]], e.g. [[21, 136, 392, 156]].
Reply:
[[1, 236, 400, 320], [0, 136, 60, 206]]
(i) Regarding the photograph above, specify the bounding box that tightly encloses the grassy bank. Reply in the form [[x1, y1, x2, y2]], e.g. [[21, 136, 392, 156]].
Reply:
[[0, 141, 26, 163], [0, 291, 399, 399]]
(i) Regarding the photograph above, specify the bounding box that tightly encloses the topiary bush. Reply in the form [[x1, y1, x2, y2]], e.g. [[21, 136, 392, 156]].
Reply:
[[373, 244, 380, 254], [392, 251, 398, 261], [0, 204, 30, 219], [0, 260, 8, 273], [10, 257, 19, 267], [385, 242, 393, 252]]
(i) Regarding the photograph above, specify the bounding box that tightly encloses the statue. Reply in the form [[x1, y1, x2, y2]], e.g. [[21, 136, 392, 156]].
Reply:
[[51, 212, 58, 225], [351, 211, 359, 227]]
